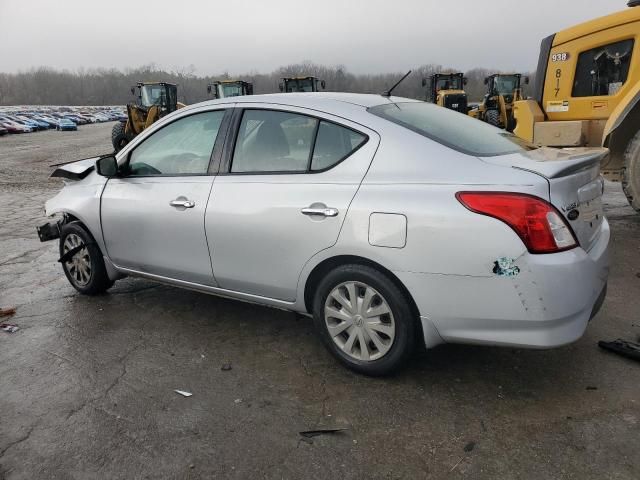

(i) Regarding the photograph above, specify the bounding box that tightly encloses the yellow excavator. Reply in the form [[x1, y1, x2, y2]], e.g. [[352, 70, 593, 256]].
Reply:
[[468, 73, 528, 131], [423, 73, 468, 114], [111, 82, 185, 152], [279, 76, 326, 92], [207, 80, 253, 99], [513, 1, 640, 211]]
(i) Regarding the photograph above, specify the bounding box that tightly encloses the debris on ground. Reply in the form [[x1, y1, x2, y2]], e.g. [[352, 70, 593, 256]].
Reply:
[[464, 441, 476, 452], [299, 427, 348, 438], [0, 306, 17, 317], [234, 398, 242, 404], [598, 339, 640, 362], [0, 323, 19, 333], [221, 362, 232, 371], [174, 390, 193, 397], [586, 386, 598, 391]]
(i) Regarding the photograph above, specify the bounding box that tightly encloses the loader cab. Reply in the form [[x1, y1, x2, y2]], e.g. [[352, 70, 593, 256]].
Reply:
[[207, 80, 254, 99], [423, 73, 468, 113], [484, 74, 526, 105], [133, 82, 178, 114], [279, 76, 326, 93]]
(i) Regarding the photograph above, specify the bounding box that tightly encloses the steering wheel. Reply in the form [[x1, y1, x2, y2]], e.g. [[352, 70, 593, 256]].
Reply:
[[129, 162, 162, 175]]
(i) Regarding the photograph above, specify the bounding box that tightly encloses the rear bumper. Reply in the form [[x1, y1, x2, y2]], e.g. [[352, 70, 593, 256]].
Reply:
[[400, 218, 610, 349]]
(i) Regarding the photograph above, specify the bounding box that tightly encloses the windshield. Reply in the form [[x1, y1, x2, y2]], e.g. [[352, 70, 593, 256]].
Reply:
[[435, 77, 463, 91], [285, 79, 315, 92], [221, 84, 243, 97], [368, 102, 535, 156], [140, 85, 166, 107], [493, 76, 519, 95]]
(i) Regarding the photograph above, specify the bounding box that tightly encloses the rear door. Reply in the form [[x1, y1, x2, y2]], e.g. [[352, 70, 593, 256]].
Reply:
[[205, 105, 379, 301]]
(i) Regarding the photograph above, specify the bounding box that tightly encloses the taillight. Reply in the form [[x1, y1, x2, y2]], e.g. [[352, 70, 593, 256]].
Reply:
[[456, 192, 578, 254]]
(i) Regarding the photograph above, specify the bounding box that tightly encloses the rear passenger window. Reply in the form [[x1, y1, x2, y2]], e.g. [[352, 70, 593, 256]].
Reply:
[[311, 121, 367, 171], [231, 110, 317, 173], [231, 110, 367, 174], [572, 39, 634, 97]]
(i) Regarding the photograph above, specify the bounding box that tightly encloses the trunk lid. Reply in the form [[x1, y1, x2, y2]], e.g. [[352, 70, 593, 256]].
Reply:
[[480, 147, 607, 252]]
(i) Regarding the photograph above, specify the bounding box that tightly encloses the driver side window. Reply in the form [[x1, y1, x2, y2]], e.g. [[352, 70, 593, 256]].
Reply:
[[128, 110, 225, 176]]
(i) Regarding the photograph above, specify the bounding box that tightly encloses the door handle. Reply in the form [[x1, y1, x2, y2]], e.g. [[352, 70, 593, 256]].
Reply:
[[169, 199, 196, 208], [301, 206, 339, 217]]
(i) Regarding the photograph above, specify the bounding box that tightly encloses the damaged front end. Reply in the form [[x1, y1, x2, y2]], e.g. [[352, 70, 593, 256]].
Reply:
[[36, 154, 112, 243], [36, 218, 62, 242]]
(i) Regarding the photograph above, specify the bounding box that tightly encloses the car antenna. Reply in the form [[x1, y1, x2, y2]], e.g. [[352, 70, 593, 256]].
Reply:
[[382, 70, 412, 98]]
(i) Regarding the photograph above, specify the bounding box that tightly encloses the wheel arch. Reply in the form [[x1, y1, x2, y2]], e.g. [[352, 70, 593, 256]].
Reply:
[[303, 254, 421, 323]]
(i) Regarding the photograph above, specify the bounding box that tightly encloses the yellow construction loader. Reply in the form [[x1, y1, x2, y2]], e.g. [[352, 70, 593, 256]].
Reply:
[[513, 1, 640, 210], [207, 80, 253, 99], [423, 73, 468, 114], [468, 73, 528, 131], [279, 76, 326, 92], [111, 82, 185, 152]]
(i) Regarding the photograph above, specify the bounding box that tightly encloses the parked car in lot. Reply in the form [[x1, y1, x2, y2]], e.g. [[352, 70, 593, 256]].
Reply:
[[0, 125, 7, 136], [57, 118, 78, 131], [38, 93, 610, 375], [0, 118, 32, 133], [10, 116, 42, 131]]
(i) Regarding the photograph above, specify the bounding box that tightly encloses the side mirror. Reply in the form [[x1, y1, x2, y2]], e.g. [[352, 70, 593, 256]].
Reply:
[[463, 78, 468, 86], [484, 77, 488, 85], [421, 78, 427, 87], [279, 83, 284, 92], [96, 155, 119, 177], [524, 76, 530, 85], [207, 85, 212, 94], [321, 80, 326, 89], [130, 87, 135, 95]]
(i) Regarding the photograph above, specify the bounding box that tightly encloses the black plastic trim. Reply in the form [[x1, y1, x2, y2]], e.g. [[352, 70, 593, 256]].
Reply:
[[534, 34, 555, 107]]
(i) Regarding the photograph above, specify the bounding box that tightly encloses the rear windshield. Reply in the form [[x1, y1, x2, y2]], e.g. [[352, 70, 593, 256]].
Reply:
[[368, 102, 535, 156]]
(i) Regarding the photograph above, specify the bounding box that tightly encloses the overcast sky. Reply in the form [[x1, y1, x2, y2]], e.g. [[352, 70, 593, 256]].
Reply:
[[0, 0, 628, 75]]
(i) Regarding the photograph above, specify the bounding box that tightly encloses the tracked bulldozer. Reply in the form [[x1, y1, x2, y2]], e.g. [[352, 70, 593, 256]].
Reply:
[[111, 82, 185, 152], [423, 73, 468, 114], [468, 74, 528, 131], [207, 80, 253, 99], [512, 1, 640, 211]]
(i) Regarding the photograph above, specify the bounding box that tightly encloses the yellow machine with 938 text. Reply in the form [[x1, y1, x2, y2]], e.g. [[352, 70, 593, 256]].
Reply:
[[513, 1, 640, 210]]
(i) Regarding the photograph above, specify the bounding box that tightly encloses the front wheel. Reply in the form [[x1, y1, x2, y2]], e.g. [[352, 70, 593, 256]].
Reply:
[[59, 222, 113, 295], [622, 129, 640, 212], [485, 109, 501, 128], [312, 264, 416, 376], [111, 121, 129, 152]]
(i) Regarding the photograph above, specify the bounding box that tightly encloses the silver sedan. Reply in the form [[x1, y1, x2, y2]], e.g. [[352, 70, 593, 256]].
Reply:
[[38, 93, 610, 375]]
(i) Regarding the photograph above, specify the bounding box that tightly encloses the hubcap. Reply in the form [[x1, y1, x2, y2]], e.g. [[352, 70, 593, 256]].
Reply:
[[63, 233, 92, 287], [324, 281, 395, 362]]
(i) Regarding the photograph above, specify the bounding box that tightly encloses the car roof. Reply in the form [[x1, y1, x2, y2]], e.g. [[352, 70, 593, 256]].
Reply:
[[193, 92, 421, 111]]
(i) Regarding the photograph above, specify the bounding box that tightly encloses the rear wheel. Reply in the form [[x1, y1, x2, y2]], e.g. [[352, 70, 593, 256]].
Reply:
[[622, 130, 640, 212], [111, 122, 129, 152], [312, 264, 416, 376], [59, 222, 113, 295], [485, 109, 501, 127]]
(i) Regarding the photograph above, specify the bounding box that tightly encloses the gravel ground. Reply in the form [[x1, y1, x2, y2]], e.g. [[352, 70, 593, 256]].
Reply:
[[1, 123, 640, 479]]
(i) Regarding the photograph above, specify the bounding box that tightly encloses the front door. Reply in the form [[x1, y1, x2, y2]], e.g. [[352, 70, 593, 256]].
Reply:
[[206, 106, 379, 301], [101, 109, 227, 285]]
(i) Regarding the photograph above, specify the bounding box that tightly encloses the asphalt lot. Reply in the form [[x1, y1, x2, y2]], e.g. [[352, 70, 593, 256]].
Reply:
[[1, 123, 640, 479]]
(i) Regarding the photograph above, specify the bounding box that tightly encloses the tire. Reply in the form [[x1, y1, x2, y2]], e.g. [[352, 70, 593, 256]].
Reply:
[[312, 264, 416, 376], [485, 109, 501, 127], [111, 121, 129, 152], [59, 222, 113, 295], [622, 129, 640, 212]]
